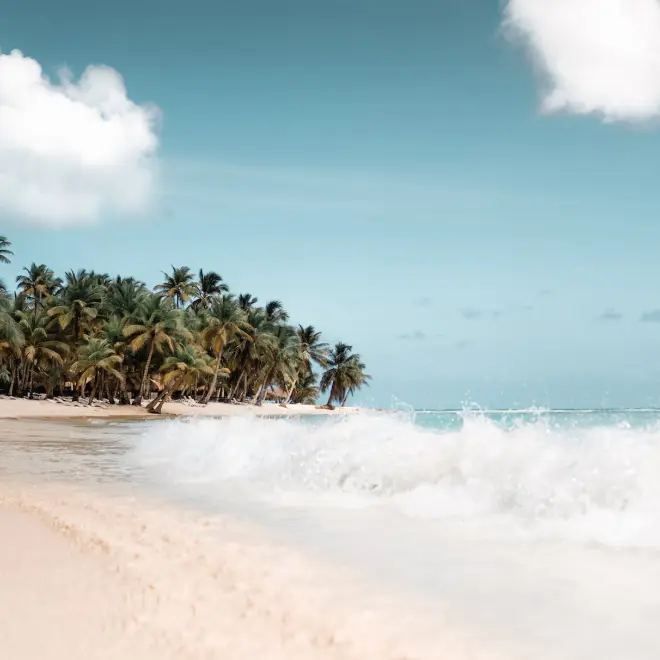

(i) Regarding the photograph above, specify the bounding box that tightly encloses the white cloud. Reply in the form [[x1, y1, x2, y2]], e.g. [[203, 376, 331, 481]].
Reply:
[[503, 0, 660, 122], [0, 49, 160, 225]]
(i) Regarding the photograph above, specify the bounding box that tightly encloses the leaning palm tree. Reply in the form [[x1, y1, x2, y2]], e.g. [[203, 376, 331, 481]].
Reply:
[[70, 338, 123, 404], [191, 269, 228, 310], [285, 325, 328, 402], [200, 295, 252, 403], [16, 263, 60, 312], [123, 294, 189, 404], [340, 357, 371, 406], [155, 266, 198, 308], [320, 343, 370, 407], [146, 345, 217, 413], [0, 236, 12, 264]]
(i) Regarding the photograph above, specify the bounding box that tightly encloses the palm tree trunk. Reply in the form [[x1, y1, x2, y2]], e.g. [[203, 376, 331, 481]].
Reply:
[[19, 361, 28, 393], [89, 373, 98, 405], [147, 374, 184, 413], [8, 361, 16, 396], [256, 364, 276, 405], [134, 340, 155, 405], [202, 351, 223, 404], [228, 377, 240, 400], [326, 386, 335, 407], [28, 363, 35, 398], [285, 368, 300, 404]]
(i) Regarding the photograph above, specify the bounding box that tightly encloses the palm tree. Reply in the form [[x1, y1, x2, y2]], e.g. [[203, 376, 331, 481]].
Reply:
[[70, 339, 123, 404], [340, 357, 371, 406], [254, 324, 300, 405], [238, 293, 258, 311], [102, 315, 131, 403], [320, 343, 371, 407], [285, 325, 328, 402], [104, 277, 148, 318], [0, 257, 372, 405], [155, 266, 198, 308], [265, 300, 289, 323], [47, 270, 105, 342], [192, 270, 228, 310], [146, 345, 216, 413], [123, 294, 189, 405], [0, 236, 12, 293], [16, 263, 60, 312], [16, 310, 68, 395], [224, 306, 275, 402], [200, 295, 251, 403], [0, 236, 12, 264], [291, 371, 320, 405], [0, 295, 24, 394]]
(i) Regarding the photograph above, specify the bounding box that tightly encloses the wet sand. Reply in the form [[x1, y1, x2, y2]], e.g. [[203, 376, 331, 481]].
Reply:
[[0, 481, 493, 660]]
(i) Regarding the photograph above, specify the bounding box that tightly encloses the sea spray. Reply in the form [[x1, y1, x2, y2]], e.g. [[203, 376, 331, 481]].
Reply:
[[131, 410, 660, 548]]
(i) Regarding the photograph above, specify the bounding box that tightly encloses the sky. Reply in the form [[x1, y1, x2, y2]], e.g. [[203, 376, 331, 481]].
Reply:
[[2, 0, 660, 409]]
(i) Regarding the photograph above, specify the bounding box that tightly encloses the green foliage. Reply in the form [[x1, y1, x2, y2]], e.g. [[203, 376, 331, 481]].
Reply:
[[0, 237, 370, 406]]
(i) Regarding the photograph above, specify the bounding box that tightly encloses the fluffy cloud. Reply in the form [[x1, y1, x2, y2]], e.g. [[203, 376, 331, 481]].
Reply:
[[0, 49, 160, 225], [503, 0, 660, 121]]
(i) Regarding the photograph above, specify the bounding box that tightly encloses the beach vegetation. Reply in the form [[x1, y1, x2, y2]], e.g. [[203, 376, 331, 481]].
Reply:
[[0, 239, 370, 410]]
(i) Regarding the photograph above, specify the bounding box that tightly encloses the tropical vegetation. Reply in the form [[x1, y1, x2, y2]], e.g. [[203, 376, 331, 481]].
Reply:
[[0, 236, 370, 411]]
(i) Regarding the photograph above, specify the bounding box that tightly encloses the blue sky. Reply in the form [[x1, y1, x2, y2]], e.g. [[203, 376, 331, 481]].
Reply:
[[2, 0, 660, 408]]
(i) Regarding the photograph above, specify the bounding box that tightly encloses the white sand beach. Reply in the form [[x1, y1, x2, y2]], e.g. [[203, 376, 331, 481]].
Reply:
[[3, 413, 660, 660], [0, 480, 486, 660], [0, 396, 360, 419]]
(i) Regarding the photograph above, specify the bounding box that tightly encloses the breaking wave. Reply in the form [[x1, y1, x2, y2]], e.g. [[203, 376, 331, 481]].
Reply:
[[131, 411, 660, 548]]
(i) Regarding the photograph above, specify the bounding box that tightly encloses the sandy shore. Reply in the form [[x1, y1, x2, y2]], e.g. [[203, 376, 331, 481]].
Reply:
[[0, 396, 361, 419], [0, 482, 491, 660]]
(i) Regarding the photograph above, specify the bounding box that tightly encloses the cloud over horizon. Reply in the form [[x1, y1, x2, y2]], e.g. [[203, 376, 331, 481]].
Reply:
[[397, 330, 427, 341], [503, 0, 660, 122], [0, 49, 160, 225], [598, 309, 623, 321], [640, 310, 660, 323]]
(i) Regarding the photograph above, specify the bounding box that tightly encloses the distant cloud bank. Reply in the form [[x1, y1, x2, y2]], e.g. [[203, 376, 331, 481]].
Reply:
[[641, 310, 660, 323], [503, 0, 660, 122], [599, 309, 623, 321], [0, 49, 160, 225], [397, 330, 427, 342]]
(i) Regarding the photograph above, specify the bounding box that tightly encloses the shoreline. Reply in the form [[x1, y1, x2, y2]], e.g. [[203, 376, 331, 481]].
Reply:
[[0, 396, 363, 420]]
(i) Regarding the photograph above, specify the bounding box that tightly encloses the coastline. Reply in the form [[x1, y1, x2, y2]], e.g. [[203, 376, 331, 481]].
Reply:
[[0, 396, 362, 420]]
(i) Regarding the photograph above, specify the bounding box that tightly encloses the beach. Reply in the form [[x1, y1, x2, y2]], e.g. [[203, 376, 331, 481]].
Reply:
[[0, 478, 485, 660], [0, 396, 360, 420], [2, 410, 660, 659]]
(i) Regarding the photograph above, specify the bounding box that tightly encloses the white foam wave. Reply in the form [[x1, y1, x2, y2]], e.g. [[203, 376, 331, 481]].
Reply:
[[132, 412, 660, 548]]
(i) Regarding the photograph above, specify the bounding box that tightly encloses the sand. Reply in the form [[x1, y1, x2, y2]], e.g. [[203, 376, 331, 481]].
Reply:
[[0, 482, 497, 660], [0, 396, 360, 419]]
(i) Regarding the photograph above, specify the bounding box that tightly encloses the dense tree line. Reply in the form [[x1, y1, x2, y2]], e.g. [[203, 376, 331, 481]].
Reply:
[[0, 236, 370, 412]]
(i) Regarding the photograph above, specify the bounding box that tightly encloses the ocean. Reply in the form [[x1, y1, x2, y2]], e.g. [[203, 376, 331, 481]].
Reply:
[[3, 408, 660, 659]]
